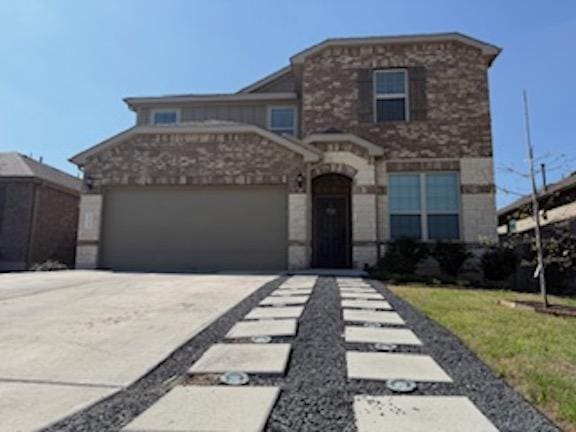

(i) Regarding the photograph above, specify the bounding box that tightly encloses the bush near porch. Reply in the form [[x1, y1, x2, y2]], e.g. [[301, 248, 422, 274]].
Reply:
[[390, 285, 576, 431]]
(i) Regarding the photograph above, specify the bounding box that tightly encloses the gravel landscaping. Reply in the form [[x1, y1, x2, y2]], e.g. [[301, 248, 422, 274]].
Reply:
[[43, 276, 559, 431]]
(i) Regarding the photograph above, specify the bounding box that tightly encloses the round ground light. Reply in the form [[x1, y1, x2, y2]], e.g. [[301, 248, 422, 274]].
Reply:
[[250, 336, 272, 344], [374, 343, 397, 352], [386, 378, 417, 393], [220, 371, 250, 386]]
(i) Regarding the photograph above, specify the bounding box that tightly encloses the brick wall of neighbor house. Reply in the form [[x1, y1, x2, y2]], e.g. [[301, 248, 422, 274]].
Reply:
[[0, 181, 35, 271], [77, 132, 308, 269], [301, 41, 497, 246], [28, 185, 79, 268]]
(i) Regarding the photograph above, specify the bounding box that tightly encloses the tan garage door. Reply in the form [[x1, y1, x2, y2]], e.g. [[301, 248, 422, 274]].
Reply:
[[100, 186, 287, 272]]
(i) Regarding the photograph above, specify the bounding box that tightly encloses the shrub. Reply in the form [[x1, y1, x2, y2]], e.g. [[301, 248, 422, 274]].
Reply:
[[432, 242, 471, 277], [374, 238, 429, 275], [481, 247, 517, 281], [30, 260, 68, 271]]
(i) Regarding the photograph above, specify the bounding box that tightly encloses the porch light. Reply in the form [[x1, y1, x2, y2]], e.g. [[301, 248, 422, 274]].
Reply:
[[296, 173, 304, 190]]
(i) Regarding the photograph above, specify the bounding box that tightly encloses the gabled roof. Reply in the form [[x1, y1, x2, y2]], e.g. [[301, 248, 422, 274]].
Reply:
[[0, 152, 81, 192], [70, 120, 322, 166], [290, 32, 501, 66], [236, 66, 293, 94]]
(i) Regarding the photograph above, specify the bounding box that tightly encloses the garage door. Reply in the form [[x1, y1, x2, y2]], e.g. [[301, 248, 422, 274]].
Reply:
[[100, 186, 287, 272]]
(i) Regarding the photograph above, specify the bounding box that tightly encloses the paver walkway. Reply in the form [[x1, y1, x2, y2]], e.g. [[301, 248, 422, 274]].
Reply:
[[47, 275, 559, 431]]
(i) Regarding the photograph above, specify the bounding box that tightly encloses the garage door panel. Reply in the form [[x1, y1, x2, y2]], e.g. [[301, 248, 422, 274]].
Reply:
[[101, 187, 287, 271]]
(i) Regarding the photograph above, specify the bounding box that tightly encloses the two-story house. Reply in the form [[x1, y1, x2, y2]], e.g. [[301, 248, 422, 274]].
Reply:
[[70, 32, 501, 272]]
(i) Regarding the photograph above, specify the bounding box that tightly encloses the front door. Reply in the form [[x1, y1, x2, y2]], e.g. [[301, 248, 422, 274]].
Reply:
[[312, 174, 352, 268]]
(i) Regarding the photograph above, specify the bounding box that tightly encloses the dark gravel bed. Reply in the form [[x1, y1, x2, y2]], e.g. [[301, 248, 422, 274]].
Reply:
[[264, 276, 357, 431], [43, 276, 286, 432], [369, 279, 560, 432]]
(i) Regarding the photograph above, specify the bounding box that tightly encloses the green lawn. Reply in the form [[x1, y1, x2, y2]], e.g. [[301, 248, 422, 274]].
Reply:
[[389, 285, 576, 432]]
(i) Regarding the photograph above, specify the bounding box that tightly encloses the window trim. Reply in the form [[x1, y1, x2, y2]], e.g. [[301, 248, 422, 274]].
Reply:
[[388, 171, 462, 241], [373, 69, 409, 123], [150, 108, 181, 125], [267, 105, 297, 136]]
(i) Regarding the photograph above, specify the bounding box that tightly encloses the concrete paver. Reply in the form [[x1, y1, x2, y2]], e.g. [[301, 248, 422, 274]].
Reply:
[[342, 299, 392, 310], [340, 292, 383, 299], [345, 326, 423, 345], [226, 319, 298, 338], [354, 395, 498, 432], [189, 343, 291, 374], [273, 288, 313, 296], [123, 386, 280, 432], [343, 309, 405, 325], [260, 295, 309, 306], [347, 352, 453, 382], [245, 306, 304, 320]]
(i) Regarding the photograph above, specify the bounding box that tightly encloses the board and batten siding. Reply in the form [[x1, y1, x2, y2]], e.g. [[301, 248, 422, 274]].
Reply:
[[136, 102, 298, 132]]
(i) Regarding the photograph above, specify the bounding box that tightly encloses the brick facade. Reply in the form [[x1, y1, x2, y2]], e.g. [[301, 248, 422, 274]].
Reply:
[[83, 132, 307, 194], [74, 34, 499, 270], [0, 180, 79, 271], [301, 42, 492, 160]]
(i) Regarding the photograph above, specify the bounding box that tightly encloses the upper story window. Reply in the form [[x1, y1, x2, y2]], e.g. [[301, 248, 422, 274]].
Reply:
[[151, 109, 180, 125], [389, 172, 460, 241], [374, 69, 408, 122], [268, 107, 296, 135]]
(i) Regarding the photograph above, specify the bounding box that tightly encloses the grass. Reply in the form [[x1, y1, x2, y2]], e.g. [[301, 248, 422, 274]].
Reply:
[[389, 285, 576, 431]]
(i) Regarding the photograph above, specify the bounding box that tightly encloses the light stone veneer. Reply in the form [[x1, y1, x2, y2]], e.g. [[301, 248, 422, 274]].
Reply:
[[288, 245, 308, 269], [288, 193, 307, 241], [461, 194, 498, 243], [323, 151, 375, 185], [75, 194, 103, 269], [460, 157, 494, 185], [75, 245, 99, 270]]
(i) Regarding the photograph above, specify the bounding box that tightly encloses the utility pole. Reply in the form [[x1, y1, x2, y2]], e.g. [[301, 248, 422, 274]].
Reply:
[[523, 90, 548, 307]]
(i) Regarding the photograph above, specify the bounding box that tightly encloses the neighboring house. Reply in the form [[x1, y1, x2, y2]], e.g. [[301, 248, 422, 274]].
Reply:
[[0, 152, 81, 271], [498, 172, 576, 236], [71, 32, 500, 272]]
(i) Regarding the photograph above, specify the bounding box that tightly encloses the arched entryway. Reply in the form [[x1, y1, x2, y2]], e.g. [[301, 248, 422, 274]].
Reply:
[[312, 174, 352, 268]]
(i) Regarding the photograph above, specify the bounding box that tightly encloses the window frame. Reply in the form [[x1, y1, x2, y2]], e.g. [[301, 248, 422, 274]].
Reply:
[[373, 69, 409, 123], [388, 171, 462, 241], [267, 105, 297, 136], [150, 108, 181, 125]]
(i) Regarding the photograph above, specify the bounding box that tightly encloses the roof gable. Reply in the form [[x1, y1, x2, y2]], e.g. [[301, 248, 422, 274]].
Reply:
[[290, 32, 501, 66], [70, 121, 321, 166], [0, 152, 81, 191]]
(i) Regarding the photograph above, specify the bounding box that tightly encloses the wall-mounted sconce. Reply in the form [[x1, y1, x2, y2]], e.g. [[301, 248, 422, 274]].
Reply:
[[84, 176, 94, 192], [296, 173, 305, 191]]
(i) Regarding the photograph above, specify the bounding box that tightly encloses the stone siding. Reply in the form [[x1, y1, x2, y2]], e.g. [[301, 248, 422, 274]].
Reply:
[[83, 132, 307, 193], [301, 41, 493, 160]]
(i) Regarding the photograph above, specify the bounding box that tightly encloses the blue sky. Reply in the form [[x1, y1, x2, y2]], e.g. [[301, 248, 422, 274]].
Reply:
[[0, 0, 574, 207]]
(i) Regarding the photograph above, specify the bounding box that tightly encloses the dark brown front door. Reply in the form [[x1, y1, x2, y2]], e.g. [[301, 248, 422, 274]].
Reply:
[[312, 174, 352, 268]]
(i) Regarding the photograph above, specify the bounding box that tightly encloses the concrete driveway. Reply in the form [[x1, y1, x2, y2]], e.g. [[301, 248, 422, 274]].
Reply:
[[0, 271, 275, 432]]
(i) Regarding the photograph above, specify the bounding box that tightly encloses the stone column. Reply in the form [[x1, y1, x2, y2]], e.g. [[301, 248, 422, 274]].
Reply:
[[352, 192, 378, 268], [460, 157, 498, 243], [75, 194, 103, 269], [288, 193, 308, 269]]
